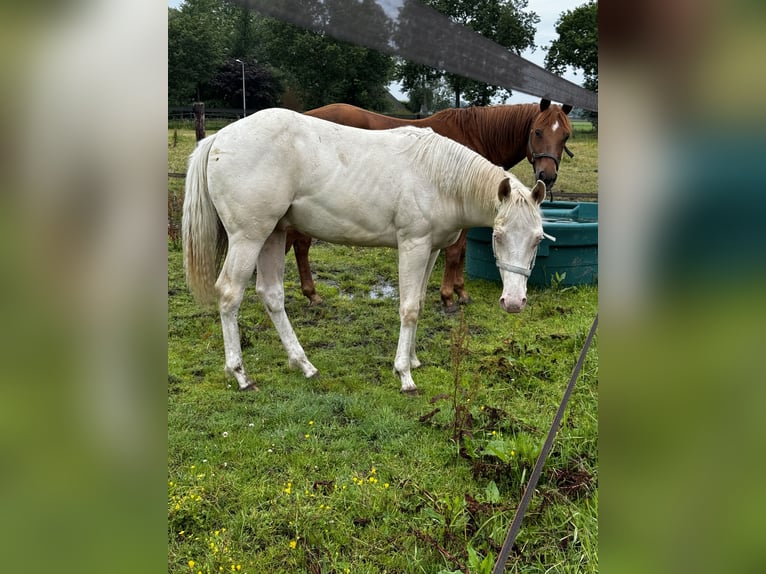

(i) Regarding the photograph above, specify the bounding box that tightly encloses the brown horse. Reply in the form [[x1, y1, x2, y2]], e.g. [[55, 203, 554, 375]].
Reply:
[[286, 99, 573, 311]]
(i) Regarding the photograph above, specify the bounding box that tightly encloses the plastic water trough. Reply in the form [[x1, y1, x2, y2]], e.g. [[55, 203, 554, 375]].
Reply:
[[465, 201, 598, 287]]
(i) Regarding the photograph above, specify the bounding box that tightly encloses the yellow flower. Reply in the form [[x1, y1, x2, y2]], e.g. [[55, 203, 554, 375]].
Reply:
[[308, 420, 314, 425], [188, 560, 195, 569], [304, 434, 310, 439], [289, 540, 297, 549], [384, 483, 390, 489]]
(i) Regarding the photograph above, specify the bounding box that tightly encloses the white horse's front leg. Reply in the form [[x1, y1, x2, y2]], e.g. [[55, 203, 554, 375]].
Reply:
[[394, 240, 433, 393], [256, 230, 318, 378], [408, 250, 440, 370]]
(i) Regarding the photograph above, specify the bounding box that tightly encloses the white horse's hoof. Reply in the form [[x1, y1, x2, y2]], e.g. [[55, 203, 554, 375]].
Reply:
[[238, 382, 259, 392]]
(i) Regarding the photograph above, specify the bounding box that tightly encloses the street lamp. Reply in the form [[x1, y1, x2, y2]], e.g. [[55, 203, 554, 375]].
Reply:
[[235, 59, 246, 117]]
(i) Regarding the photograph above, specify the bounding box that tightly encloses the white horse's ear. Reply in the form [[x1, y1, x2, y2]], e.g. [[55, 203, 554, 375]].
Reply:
[[532, 180, 546, 205], [498, 178, 511, 202]]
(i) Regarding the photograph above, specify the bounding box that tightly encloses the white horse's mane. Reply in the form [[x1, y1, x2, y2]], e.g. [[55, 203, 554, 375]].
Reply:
[[407, 129, 540, 224]]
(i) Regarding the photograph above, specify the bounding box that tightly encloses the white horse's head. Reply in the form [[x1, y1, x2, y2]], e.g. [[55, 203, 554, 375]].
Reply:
[[492, 177, 549, 313]]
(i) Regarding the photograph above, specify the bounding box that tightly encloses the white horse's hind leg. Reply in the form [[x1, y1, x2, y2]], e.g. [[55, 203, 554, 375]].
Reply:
[[217, 238, 261, 390], [256, 230, 318, 378]]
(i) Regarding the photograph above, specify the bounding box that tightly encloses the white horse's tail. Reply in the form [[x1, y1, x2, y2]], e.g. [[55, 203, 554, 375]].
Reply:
[[182, 134, 225, 306]]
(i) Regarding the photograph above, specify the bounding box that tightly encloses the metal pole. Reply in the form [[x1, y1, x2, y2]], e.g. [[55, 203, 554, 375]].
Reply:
[[235, 59, 246, 117]]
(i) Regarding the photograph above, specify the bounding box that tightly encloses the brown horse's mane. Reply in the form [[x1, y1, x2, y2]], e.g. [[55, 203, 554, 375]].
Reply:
[[305, 102, 571, 170], [422, 103, 571, 169]]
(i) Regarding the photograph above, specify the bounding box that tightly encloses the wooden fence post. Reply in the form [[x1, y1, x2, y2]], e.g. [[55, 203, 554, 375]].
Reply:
[[193, 102, 205, 142]]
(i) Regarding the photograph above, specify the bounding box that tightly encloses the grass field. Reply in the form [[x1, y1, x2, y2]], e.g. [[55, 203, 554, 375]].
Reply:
[[168, 117, 598, 573]]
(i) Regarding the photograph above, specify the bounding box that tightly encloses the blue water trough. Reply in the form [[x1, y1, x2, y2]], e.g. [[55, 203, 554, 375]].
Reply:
[[465, 201, 598, 287]]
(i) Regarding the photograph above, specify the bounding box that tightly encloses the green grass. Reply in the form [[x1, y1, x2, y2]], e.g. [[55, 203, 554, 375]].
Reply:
[[168, 122, 598, 573], [169, 248, 598, 573]]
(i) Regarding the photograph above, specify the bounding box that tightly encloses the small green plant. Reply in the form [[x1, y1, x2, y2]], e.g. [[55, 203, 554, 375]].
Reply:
[[450, 308, 474, 447], [467, 545, 495, 574], [550, 271, 567, 289]]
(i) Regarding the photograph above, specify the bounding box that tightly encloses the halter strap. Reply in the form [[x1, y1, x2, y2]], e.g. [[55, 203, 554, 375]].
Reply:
[[492, 232, 556, 278], [495, 260, 532, 277], [527, 132, 574, 167]]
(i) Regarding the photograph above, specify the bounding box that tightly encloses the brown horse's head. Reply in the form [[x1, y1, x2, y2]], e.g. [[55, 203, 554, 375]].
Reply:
[[526, 99, 573, 191]]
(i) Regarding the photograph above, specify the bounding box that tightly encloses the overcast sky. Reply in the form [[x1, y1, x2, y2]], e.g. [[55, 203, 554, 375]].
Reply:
[[510, 0, 584, 103], [168, 0, 588, 104]]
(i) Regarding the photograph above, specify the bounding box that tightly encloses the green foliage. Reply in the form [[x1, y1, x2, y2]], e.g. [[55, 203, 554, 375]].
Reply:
[[202, 57, 282, 110], [256, 17, 395, 110], [396, 0, 539, 107], [545, 1, 598, 92], [169, 1, 396, 110], [550, 271, 568, 290], [168, 0, 239, 104]]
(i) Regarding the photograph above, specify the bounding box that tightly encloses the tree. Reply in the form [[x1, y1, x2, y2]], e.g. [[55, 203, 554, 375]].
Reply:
[[255, 17, 395, 110], [545, 1, 598, 92], [202, 58, 282, 111], [168, 0, 396, 111], [168, 0, 238, 105], [396, 0, 539, 108]]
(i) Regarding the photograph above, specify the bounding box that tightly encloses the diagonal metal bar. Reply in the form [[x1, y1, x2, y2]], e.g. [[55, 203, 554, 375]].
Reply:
[[491, 313, 599, 573], [236, 0, 597, 111]]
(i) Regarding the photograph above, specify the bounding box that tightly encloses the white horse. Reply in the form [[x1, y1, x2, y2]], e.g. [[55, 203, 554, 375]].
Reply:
[[183, 108, 548, 393]]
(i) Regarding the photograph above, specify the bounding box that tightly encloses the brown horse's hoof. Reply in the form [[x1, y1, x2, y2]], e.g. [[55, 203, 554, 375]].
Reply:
[[238, 382, 260, 392], [458, 295, 472, 305], [308, 296, 323, 306], [442, 302, 460, 314]]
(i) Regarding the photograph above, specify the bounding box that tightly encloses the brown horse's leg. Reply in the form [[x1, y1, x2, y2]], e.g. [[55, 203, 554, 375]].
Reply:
[[452, 230, 471, 305], [290, 230, 323, 305], [441, 239, 461, 313]]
